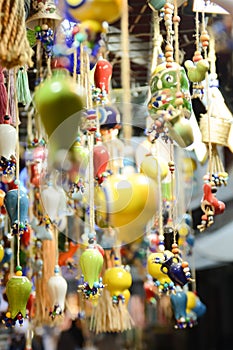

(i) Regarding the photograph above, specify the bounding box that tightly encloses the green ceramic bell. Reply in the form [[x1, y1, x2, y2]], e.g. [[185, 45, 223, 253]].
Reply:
[[80, 248, 104, 289], [34, 69, 85, 162], [6, 276, 32, 320]]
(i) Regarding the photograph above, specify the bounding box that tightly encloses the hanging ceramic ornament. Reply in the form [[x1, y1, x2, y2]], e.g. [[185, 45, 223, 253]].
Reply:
[[197, 182, 225, 232], [4, 188, 29, 235], [4, 269, 32, 327], [63, 0, 123, 25], [93, 144, 110, 183], [26, 0, 62, 30], [34, 68, 85, 169], [94, 56, 112, 95], [170, 285, 195, 329], [40, 183, 61, 223], [0, 123, 17, 181], [148, 61, 193, 148], [95, 173, 158, 243], [103, 261, 132, 305], [79, 245, 104, 299], [48, 265, 68, 320], [139, 154, 168, 181], [147, 251, 175, 294]]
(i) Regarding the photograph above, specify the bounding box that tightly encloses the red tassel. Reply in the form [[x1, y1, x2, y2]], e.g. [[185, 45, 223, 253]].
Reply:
[[0, 65, 7, 124]]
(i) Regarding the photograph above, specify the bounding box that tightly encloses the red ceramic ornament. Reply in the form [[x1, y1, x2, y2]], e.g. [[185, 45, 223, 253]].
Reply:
[[94, 57, 112, 94], [93, 144, 109, 179]]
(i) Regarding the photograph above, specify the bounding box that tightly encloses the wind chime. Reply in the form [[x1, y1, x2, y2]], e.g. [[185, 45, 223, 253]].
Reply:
[[0, 0, 33, 329], [145, 0, 203, 330], [194, 10, 231, 232]]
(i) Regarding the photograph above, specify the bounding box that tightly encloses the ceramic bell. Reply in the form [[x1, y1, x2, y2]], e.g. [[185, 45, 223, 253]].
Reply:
[[0, 124, 17, 160], [170, 286, 188, 329], [95, 173, 158, 243], [40, 184, 61, 223], [64, 0, 123, 25], [26, 0, 62, 30], [34, 69, 84, 166], [5, 275, 32, 327], [47, 266, 68, 319], [140, 154, 168, 181], [80, 247, 104, 289], [4, 189, 29, 234], [103, 265, 132, 298], [94, 57, 112, 94]]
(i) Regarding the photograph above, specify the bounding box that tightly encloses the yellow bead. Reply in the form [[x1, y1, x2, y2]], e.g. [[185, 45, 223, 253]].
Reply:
[[6, 312, 11, 318], [16, 270, 23, 276]]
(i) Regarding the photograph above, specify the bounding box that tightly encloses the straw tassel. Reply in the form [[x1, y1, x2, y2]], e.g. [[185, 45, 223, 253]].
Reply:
[[16, 66, 32, 106], [0, 66, 7, 123]]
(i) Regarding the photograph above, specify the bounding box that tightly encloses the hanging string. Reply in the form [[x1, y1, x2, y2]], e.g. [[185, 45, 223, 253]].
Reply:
[[154, 142, 165, 252], [201, 10, 212, 178], [151, 11, 163, 74], [14, 67, 21, 268], [73, 48, 77, 83], [121, 0, 132, 141], [195, 10, 200, 52]]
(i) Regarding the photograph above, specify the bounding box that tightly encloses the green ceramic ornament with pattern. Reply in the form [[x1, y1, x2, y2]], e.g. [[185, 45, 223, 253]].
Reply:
[[6, 276, 32, 319], [80, 248, 104, 289]]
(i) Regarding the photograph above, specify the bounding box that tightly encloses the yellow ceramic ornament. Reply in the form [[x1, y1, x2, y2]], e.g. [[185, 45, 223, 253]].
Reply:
[[147, 251, 173, 284], [122, 289, 131, 305], [140, 155, 169, 181], [65, 0, 122, 24], [186, 291, 198, 313], [0, 244, 4, 263], [95, 173, 158, 243], [103, 266, 132, 296]]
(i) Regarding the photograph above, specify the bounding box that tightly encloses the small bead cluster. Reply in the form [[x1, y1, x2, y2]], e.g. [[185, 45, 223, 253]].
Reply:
[[12, 222, 29, 236], [69, 178, 85, 200], [154, 279, 175, 294], [168, 160, 175, 174], [78, 277, 104, 299], [146, 113, 170, 143], [174, 315, 197, 330], [0, 156, 16, 183], [92, 86, 108, 105], [3, 311, 24, 328], [112, 294, 125, 305], [200, 30, 210, 49], [203, 172, 228, 187], [49, 304, 62, 320], [34, 24, 54, 56]]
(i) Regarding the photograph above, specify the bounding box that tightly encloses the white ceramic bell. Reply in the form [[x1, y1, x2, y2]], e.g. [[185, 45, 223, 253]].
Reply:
[[40, 184, 61, 222], [47, 267, 67, 313], [0, 124, 17, 159]]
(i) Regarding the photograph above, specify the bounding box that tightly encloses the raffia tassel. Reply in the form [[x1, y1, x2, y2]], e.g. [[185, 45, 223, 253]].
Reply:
[[0, 65, 7, 123], [34, 231, 56, 327], [90, 289, 134, 334], [0, 0, 33, 69], [16, 66, 32, 106]]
